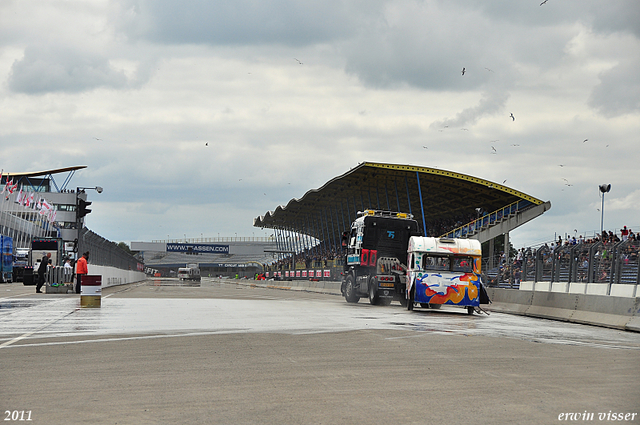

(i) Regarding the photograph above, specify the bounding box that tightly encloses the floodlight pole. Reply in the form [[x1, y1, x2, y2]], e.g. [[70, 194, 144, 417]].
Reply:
[[599, 184, 610, 238], [600, 193, 604, 237]]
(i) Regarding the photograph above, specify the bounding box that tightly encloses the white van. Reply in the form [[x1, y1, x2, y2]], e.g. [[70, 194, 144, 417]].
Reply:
[[177, 264, 201, 281]]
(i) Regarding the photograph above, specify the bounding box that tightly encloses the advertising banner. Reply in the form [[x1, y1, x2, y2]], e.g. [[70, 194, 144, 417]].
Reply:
[[302, 270, 307, 277], [324, 270, 330, 278], [166, 243, 229, 254]]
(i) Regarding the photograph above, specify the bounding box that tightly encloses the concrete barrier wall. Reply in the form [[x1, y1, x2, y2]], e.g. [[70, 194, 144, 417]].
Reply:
[[89, 265, 146, 288], [488, 287, 640, 332]]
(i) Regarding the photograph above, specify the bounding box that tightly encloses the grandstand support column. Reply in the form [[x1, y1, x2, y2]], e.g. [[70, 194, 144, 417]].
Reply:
[[488, 238, 495, 270], [416, 171, 427, 237], [504, 232, 509, 260], [504, 232, 510, 287]]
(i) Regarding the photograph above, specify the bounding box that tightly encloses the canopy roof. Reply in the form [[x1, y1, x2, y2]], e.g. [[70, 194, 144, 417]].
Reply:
[[254, 162, 545, 244], [3, 165, 87, 178]]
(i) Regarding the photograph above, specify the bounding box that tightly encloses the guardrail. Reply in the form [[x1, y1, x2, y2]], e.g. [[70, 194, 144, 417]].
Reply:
[[484, 239, 640, 292]]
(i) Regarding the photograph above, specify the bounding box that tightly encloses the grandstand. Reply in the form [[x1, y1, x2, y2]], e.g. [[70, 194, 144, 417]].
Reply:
[[254, 162, 551, 267]]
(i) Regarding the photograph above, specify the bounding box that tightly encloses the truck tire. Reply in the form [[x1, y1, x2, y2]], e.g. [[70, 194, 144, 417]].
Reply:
[[344, 274, 360, 303], [407, 284, 414, 311], [368, 277, 379, 305]]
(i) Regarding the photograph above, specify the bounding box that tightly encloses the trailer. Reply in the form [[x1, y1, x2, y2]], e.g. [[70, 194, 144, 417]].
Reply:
[[0, 235, 13, 283]]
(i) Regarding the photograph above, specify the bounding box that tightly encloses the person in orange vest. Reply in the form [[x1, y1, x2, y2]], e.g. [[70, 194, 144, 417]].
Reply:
[[75, 251, 89, 294]]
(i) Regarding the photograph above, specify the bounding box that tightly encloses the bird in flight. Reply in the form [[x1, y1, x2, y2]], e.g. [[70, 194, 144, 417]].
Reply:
[[503, 179, 507, 184], [93, 137, 102, 141], [205, 142, 208, 146], [558, 164, 564, 167], [294, 58, 303, 65], [583, 139, 588, 143], [461, 67, 466, 76], [484, 67, 494, 72], [491, 146, 497, 154], [510, 113, 515, 121], [511, 144, 520, 147], [422, 146, 428, 149], [540, 0, 548, 5]]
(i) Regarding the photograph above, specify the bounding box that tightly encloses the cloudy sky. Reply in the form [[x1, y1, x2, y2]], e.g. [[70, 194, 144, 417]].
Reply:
[[1, 0, 639, 248]]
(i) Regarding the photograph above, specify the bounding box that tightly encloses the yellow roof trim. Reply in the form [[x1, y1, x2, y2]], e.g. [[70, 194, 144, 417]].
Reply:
[[363, 162, 544, 205]]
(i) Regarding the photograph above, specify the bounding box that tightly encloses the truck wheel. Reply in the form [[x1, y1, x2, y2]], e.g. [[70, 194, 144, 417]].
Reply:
[[429, 303, 442, 309], [344, 274, 360, 303], [407, 284, 414, 311], [368, 277, 379, 305], [467, 306, 474, 315]]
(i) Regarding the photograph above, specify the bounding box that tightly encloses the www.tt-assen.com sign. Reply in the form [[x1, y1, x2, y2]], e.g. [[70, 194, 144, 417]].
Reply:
[[166, 243, 229, 254]]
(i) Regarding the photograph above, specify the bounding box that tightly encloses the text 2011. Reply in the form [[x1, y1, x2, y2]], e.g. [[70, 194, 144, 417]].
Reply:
[[4, 411, 32, 421]]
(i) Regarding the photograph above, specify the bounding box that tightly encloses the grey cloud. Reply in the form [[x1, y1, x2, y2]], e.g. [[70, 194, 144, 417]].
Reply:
[[430, 90, 510, 129], [113, 0, 384, 46], [7, 45, 129, 94], [588, 56, 640, 117]]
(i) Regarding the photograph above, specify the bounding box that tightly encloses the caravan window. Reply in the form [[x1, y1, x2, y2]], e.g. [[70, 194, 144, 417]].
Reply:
[[452, 256, 474, 273], [422, 255, 450, 271]]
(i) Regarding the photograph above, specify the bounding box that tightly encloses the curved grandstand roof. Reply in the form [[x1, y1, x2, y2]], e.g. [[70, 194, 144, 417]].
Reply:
[[254, 162, 546, 243]]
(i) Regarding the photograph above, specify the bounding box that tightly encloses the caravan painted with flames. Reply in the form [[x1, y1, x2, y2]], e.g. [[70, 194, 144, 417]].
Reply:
[[405, 236, 489, 314]]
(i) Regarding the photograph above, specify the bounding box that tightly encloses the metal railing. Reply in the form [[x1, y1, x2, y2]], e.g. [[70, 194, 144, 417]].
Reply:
[[78, 227, 142, 271], [483, 239, 640, 290], [441, 200, 534, 239]]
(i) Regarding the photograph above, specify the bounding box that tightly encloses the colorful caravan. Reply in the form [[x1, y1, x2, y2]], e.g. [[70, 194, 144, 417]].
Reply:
[[405, 236, 489, 314]]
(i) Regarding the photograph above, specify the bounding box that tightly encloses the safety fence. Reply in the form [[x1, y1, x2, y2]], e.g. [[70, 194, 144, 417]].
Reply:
[[484, 239, 640, 289], [78, 227, 143, 272]]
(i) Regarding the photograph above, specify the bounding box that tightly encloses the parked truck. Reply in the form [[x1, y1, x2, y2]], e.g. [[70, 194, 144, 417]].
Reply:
[[178, 263, 201, 281], [341, 210, 420, 305], [13, 247, 30, 282], [0, 235, 13, 283]]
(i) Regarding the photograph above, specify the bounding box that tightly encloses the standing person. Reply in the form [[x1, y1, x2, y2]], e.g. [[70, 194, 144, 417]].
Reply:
[[36, 252, 51, 293], [75, 251, 89, 294], [621, 226, 629, 241]]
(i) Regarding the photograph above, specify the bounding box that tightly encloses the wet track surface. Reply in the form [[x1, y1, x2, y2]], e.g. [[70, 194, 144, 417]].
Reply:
[[1, 278, 639, 350], [2, 278, 639, 425]]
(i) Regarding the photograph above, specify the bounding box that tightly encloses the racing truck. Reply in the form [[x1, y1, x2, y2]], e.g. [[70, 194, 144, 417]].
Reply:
[[341, 210, 420, 305]]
